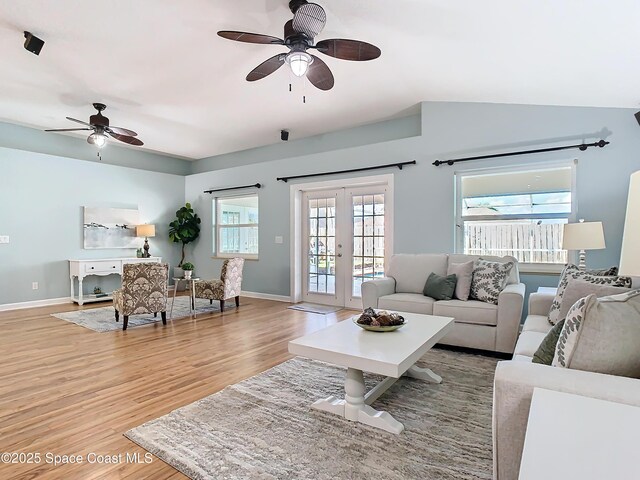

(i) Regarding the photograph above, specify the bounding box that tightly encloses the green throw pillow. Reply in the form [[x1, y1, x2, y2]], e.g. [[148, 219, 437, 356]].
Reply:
[[532, 319, 565, 365], [423, 273, 457, 300]]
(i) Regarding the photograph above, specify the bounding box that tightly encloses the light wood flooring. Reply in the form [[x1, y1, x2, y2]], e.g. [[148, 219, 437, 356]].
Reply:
[[0, 296, 353, 479]]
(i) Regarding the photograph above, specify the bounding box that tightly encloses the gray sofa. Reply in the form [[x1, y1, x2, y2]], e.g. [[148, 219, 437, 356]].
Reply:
[[492, 292, 640, 480], [361, 254, 525, 354]]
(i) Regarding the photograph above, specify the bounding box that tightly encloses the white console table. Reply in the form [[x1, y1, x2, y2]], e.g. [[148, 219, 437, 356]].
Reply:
[[69, 257, 162, 305]]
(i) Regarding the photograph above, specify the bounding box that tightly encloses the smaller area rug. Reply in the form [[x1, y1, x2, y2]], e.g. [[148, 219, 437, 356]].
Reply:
[[288, 302, 343, 314], [50, 297, 222, 332], [125, 349, 498, 480]]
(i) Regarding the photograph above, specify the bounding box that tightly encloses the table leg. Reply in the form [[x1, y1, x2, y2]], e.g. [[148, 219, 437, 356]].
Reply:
[[311, 367, 405, 434], [170, 282, 178, 320], [191, 281, 197, 319], [404, 365, 442, 383], [78, 278, 84, 306], [70, 276, 75, 302]]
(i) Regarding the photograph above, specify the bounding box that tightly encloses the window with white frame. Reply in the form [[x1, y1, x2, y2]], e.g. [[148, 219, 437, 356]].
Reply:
[[456, 165, 574, 266], [213, 194, 259, 259]]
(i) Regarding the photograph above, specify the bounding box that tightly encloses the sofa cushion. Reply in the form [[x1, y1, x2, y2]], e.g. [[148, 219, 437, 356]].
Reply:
[[532, 319, 565, 365], [447, 260, 474, 301], [469, 259, 515, 305], [548, 266, 633, 325], [433, 299, 498, 326], [423, 272, 457, 300], [387, 254, 448, 294], [514, 330, 548, 358], [522, 314, 554, 334], [553, 290, 640, 378], [448, 254, 520, 284], [553, 279, 631, 325], [378, 293, 435, 315]]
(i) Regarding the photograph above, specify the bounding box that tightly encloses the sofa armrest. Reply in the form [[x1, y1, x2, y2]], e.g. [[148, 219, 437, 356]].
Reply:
[[493, 361, 640, 480], [361, 277, 396, 309], [528, 292, 555, 317], [495, 283, 525, 354]]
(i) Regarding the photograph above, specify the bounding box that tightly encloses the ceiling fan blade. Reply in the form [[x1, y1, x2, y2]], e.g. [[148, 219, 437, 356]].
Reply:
[[106, 126, 138, 136], [246, 54, 285, 82], [45, 128, 92, 132], [66, 117, 93, 127], [315, 39, 381, 61], [107, 132, 144, 146], [307, 55, 334, 91], [292, 2, 326, 38], [218, 31, 284, 45]]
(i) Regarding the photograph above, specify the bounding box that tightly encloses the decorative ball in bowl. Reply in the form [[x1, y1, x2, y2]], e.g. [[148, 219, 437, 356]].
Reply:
[[353, 307, 406, 332]]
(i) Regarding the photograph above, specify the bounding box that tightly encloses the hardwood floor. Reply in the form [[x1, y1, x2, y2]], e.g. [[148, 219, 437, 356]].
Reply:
[[0, 296, 353, 479]]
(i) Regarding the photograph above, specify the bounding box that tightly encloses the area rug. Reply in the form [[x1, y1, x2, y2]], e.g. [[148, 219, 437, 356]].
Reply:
[[50, 297, 223, 332], [287, 302, 343, 314], [125, 348, 498, 479]]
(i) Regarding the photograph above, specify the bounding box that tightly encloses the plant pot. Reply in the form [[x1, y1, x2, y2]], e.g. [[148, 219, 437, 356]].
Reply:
[[184, 270, 193, 280]]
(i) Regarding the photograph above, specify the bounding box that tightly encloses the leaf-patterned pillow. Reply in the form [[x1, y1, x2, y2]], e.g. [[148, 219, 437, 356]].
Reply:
[[469, 259, 515, 305], [552, 295, 590, 368], [548, 269, 632, 325]]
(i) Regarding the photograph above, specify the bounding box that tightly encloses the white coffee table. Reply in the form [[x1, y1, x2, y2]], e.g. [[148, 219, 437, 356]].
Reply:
[[288, 311, 454, 434]]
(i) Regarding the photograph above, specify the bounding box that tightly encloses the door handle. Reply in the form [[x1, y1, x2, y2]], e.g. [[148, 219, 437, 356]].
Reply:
[[337, 253, 343, 257]]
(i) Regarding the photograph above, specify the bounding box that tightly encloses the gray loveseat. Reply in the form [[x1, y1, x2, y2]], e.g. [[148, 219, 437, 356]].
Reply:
[[492, 291, 640, 480], [361, 254, 525, 354]]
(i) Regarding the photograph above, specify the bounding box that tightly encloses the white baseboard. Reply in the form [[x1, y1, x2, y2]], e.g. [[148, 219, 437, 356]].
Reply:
[[241, 290, 292, 303], [0, 297, 73, 312]]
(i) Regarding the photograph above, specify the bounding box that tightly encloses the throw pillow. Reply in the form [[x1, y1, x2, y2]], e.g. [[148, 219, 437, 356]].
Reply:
[[553, 290, 640, 378], [548, 271, 632, 325], [554, 279, 631, 325], [423, 272, 457, 300], [469, 259, 515, 305], [532, 319, 565, 365], [447, 260, 474, 301], [557, 264, 619, 287]]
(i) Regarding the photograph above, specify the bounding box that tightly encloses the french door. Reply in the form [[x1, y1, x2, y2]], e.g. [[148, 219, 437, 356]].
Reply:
[[302, 185, 390, 309]]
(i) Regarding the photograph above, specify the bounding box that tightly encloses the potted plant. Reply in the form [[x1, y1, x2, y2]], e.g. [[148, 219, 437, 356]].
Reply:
[[169, 202, 201, 277], [181, 262, 195, 279]]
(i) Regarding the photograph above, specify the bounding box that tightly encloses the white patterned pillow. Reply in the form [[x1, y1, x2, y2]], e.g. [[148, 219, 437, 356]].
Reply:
[[469, 259, 515, 305], [553, 290, 640, 378], [548, 268, 632, 325]]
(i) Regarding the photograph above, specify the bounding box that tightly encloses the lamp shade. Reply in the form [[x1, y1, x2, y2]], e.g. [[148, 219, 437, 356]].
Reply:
[[562, 221, 605, 250], [620, 171, 640, 276], [136, 224, 156, 238]]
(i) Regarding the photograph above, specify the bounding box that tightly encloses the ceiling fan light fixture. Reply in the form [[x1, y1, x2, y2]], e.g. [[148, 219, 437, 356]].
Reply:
[[89, 131, 107, 148], [286, 51, 313, 77]]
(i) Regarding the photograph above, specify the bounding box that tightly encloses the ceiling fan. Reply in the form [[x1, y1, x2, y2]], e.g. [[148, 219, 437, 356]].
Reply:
[[218, 0, 381, 91], [45, 103, 143, 148]]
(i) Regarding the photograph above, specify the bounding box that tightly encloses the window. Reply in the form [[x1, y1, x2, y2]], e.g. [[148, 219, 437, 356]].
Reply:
[[456, 165, 574, 266], [213, 194, 259, 259]]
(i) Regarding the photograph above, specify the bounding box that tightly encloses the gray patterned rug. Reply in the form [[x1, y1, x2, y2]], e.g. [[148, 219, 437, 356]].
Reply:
[[125, 348, 498, 479], [50, 297, 224, 332]]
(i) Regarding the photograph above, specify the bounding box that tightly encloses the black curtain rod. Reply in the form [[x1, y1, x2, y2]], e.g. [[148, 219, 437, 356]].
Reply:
[[204, 183, 262, 194], [277, 161, 416, 183], [433, 140, 610, 167]]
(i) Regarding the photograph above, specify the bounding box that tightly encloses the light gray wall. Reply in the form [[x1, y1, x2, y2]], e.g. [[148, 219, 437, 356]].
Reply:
[[0, 147, 186, 305], [185, 101, 640, 304]]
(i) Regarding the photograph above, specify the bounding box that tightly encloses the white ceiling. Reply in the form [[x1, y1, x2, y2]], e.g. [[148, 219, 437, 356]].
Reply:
[[1, 0, 639, 160]]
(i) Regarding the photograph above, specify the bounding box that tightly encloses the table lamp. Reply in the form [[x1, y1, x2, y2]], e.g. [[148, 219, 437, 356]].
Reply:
[[562, 220, 606, 270], [620, 171, 640, 277], [136, 224, 156, 258]]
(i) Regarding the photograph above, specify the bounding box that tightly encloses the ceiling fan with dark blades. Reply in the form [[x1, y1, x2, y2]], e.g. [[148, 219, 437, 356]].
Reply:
[[218, 0, 381, 91], [45, 103, 143, 148]]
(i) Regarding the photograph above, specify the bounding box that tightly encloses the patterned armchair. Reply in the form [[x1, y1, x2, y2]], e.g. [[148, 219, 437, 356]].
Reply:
[[113, 262, 169, 330], [194, 258, 244, 312]]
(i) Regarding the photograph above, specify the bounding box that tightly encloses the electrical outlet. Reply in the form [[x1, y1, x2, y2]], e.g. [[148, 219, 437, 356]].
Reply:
[[0, 235, 9, 244], [275, 236, 284, 244], [32, 282, 38, 290]]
